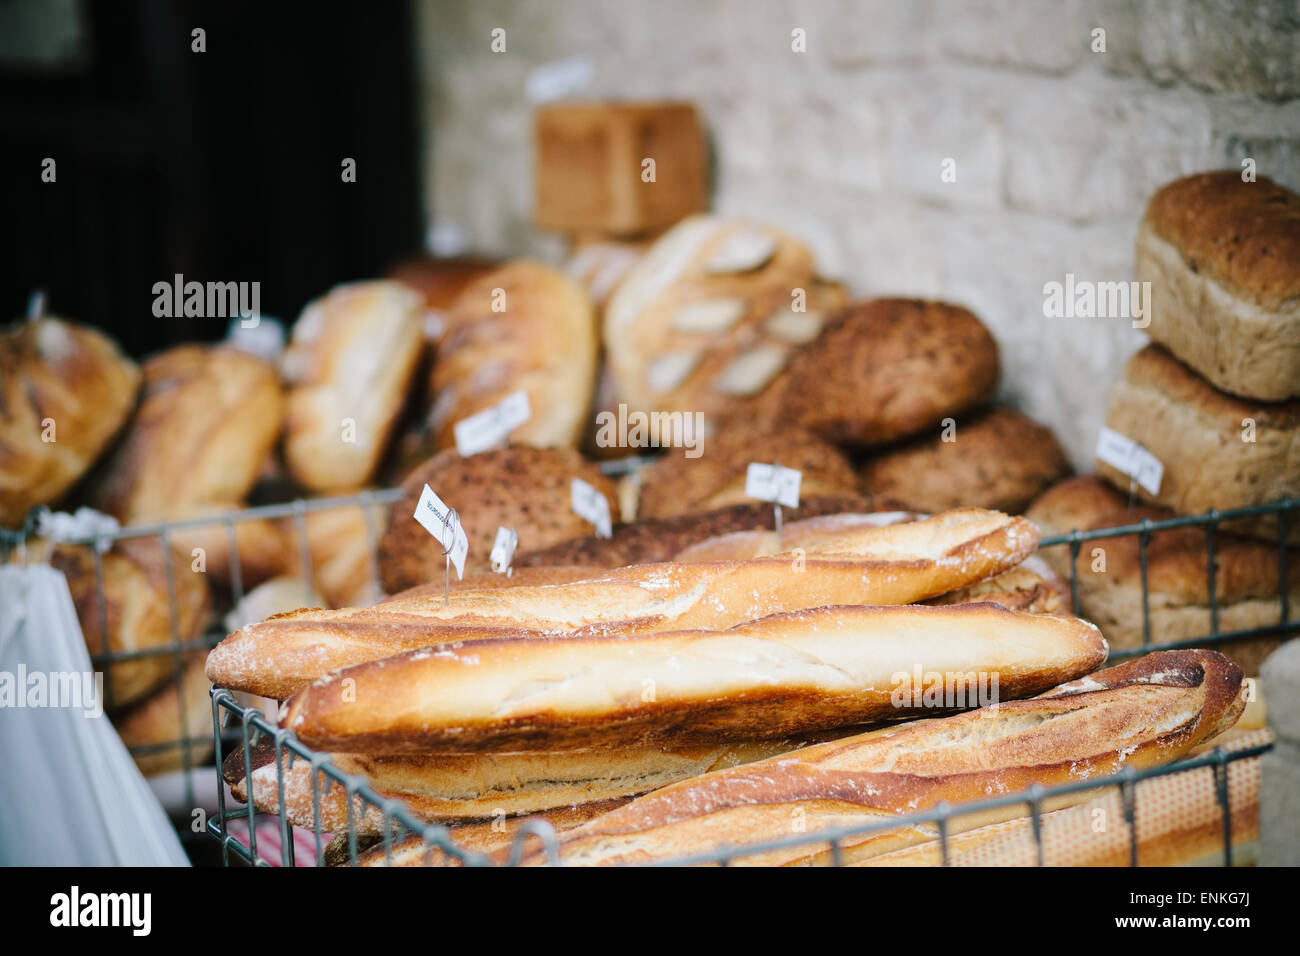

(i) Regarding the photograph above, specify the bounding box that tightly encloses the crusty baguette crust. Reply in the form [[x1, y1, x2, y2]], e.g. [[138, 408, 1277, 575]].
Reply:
[[357, 801, 631, 866], [223, 732, 844, 831], [516, 649, 1243, 866], [207, 508, 1039, 698], [280, 602, 1106, 754]]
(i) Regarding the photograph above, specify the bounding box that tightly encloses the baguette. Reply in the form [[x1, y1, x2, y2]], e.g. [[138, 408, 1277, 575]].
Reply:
[[861, 726, 1269, 867], [511, 649, 1244, 866], [208, 508, 1038, 698], [357, 801, 630, 867], [280, 601, 1106, 754], [222, 732, 845, 832]]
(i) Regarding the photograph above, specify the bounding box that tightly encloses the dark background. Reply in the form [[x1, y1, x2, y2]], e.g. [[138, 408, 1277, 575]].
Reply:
[[0, 0, 424, 357]]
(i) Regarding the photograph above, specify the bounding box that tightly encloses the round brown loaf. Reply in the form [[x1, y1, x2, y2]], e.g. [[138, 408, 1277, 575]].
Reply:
[[859, 406, 1070, 514], [755, 298, 999, 447], [377, 447, 618, 592], [0, 316, 140, 528], [637, 423, 858, 519]]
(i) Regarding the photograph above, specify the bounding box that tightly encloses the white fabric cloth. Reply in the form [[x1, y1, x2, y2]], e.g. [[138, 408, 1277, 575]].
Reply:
[[0, 563, 189, 866]]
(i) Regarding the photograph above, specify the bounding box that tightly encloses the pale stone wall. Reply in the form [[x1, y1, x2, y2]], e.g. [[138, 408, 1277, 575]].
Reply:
[[414, 0, 1300, 468]]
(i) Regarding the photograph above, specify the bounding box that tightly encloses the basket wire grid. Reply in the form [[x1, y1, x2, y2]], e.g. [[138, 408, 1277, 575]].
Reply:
[[3, 489, 1294, 867]]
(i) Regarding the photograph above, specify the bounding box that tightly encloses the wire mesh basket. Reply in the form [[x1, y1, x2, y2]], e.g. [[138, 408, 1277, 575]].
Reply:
[[4, 489, 1294, 866]]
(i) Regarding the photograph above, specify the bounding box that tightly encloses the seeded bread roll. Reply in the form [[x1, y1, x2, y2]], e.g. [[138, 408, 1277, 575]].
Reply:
[[1026, 475, 1299, 675], [88, 344, 284, 522], [377, 447, 618, 592], [636, 423, 859, 519], [859, 406, 1070, 514], [604, 216, 845, 436], [1136, 171, 1300, 401], [421, 261, 597, 453], [282, 280, 425, 493], [0, 316, 140, 528], [515, 495, 876, 569], [1097, 344, 1300, 542], [754, 298, 1000, 446]]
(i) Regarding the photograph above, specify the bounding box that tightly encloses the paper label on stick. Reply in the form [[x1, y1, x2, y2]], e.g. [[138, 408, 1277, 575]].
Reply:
[[453, 391, 531, 457], [1095, 427, 1163, 495], [745, 462, 802, 509], [413, 484, 468, 579], [489, 526, 518, 574], [570, 478, 612, 539]]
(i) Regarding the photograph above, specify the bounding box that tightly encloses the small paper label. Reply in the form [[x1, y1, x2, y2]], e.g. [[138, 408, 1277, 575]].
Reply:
[[489, 526, 518, 574], [1095, 427, 1163, 495], [453, 391, 531, 457], [413, 484, 468, 579], [226, 314, 286, 363], [571, 478, 612, 539], [745, 462, 802, 509]]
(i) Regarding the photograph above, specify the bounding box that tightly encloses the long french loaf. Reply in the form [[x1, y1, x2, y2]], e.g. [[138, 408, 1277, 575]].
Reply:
[[510, 649, 1244, 866], [280, 602, 1107, 754], [221, 731, 844, 832], [207, 508, 1038, 698]]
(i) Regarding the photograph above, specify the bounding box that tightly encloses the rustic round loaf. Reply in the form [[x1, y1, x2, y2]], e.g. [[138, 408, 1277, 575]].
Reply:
[[637, 423, 859, 519], [378, 447, 618, 593], [755, 298, 1000, 447], [0, 316, 140, 528], [859, 406, 1069, 514]]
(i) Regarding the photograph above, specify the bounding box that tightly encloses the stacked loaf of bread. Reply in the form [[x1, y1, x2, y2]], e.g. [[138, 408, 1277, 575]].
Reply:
[[1100, 172, 1300, 541]]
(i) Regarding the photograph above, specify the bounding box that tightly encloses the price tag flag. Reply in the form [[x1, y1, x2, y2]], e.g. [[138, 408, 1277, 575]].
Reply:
[[1095, 427, 1163, 496], [745, 462, 802, 509], [571, 478, 612, 539], [490, 526, 518, 574], [453, 391, 532, 457], [413, 484, 468, 579]]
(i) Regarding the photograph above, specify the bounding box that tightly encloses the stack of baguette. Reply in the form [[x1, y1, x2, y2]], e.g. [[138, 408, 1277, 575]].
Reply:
[[208, 505, 1254, 865]]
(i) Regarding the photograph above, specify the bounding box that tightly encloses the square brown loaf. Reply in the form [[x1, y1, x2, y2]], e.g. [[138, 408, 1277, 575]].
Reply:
[[1097, 344, 1300, 542], [1136, 171, 1300, 401]]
